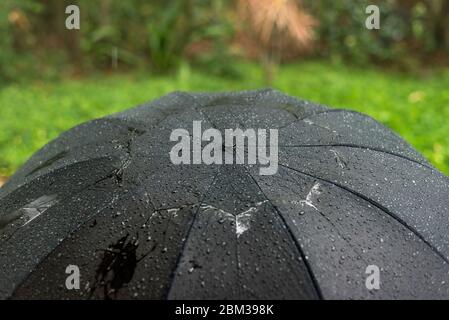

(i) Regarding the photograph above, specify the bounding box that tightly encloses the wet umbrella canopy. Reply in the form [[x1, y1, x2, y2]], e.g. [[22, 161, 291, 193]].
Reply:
[[0, 89, 448, 299]]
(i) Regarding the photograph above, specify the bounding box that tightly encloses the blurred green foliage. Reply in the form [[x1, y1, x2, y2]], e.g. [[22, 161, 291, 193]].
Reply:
[[1, 0, 448, 84], [0, 0, 237, 83], [0, 0, 43, 82], [307, 0, 406, 63], [1, 61, 448, 176], [306, 0, 449, 66]]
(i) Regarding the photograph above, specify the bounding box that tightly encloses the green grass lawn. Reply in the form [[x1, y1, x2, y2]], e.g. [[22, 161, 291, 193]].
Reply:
[[1, 61, 449, 177]]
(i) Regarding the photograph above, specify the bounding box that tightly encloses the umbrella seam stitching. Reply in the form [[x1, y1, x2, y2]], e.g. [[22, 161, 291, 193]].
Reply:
[[5, 177, 124, 298], [190, 91, 322, 299], [276, 108, 345, 131], [279, 163, 449, 265], [281, 144, 434, 171], [243, 166, 324, 300], [164, 169, 221, 299]]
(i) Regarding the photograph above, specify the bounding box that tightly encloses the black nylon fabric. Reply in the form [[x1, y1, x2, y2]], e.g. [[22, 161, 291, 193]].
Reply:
[[0, 89, 448, 299]]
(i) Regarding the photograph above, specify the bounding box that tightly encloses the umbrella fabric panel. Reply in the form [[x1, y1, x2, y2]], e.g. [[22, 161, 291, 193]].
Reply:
[[0, 118, 142, 199], [11, 190, 199, 299], [0, 160, 123, 299], [120, 105, 218, 209], [2, 97, 220, 298], [252, 165, 449, 299], [9, 149, 220, 299], [278, 110, 430, 167], [168, 165, 319, 300], [0, 156, 122, 231], [193, 89, 328, 119], [279, 146, 449, 261], [194, 90, 327, 131]]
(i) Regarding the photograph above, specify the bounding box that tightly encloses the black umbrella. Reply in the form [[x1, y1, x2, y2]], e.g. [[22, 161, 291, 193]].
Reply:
[[0, 89, 448, 299]]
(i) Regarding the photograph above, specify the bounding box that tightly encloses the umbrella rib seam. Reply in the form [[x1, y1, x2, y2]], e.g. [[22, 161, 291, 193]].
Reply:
[[190, 91, 323, 299], [279, 163, 449, 265], [5, 133, 141, 298], [276, 108, 350, 130], [277, 109, 427, 168], [301, 109, 366, 121], [164, 90, 217, 298], [0, 156, 124, 246], [6, 172, 124, 298], [188, 93, 249, 298], [191, 91, 323, 299], [164, 169, 221, 299], [244, 166, 324, 300], [281, 144, 433, 170]]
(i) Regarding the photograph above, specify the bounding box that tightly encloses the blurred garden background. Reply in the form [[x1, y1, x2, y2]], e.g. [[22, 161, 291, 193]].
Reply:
[[1, 0, 449, 184]]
